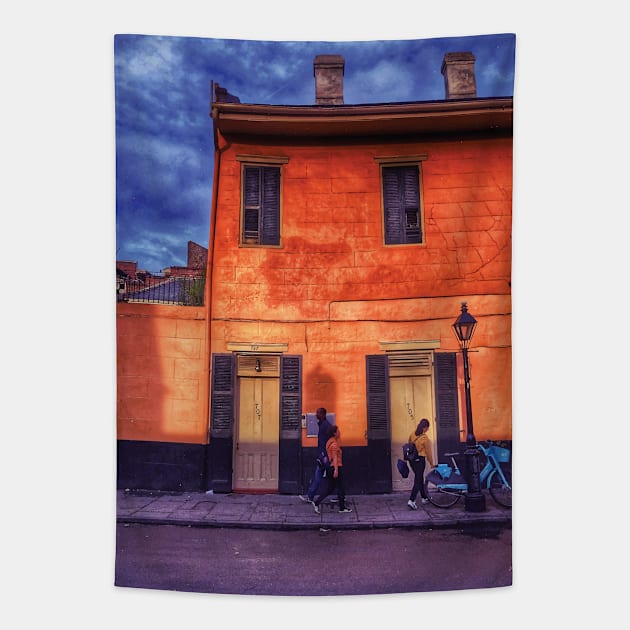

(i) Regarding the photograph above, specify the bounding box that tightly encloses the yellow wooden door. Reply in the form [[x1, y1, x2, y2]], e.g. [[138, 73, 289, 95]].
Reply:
[[390, 375, 436, 493], [234, 376, 280, 491]]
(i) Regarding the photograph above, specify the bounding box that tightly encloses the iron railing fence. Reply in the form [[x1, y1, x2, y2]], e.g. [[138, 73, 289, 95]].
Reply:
[[117, 274, 205, 306]]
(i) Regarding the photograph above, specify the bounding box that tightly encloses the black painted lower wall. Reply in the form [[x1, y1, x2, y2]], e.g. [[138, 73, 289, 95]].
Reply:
[[116, 439, 387, 494], [117, 440, 207, 492], [206, 437, 232, 493], [117, 439, 512, 494], [300, 445, 391, 495]]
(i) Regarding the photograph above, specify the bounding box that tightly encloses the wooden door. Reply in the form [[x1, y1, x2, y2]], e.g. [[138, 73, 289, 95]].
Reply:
[[390, 375, 436, 493], [234, 376, 280, 491]]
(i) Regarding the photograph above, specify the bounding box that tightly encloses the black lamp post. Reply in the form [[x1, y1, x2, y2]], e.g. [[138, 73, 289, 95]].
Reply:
[[452, 302, 486, 512]]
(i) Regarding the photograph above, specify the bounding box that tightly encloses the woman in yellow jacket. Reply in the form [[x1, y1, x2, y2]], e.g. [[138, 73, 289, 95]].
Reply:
[[407, 418, 434, 510]]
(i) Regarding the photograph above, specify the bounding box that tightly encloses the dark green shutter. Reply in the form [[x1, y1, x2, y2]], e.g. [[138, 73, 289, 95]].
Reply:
[[366, 354, 392, 492], [243, 167, 261, 242], [207, 353, 235, 492], [402, 167, 421, 243], [280, 355, 302, 438], [279, 355, 302, 494], [434, 352, 461, 460], [261, 167, 280, 245], [366, 354, 390, 439], [383, 168, 403, 244], [210, 353, 234, 438]]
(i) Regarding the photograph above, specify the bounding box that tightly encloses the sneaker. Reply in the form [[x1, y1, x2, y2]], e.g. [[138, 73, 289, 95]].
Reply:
[[312, 502, 320, 514], [338, 507, 353, 513], [407, 500, 418, 510], [421, 498, 429, 505], [299, 495, 313, 503]]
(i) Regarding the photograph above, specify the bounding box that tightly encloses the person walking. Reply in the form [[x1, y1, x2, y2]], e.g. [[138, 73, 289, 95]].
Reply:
[[407, 418, 434, 510], [313, 424, 352, 514], [299, 407, 331, 504]]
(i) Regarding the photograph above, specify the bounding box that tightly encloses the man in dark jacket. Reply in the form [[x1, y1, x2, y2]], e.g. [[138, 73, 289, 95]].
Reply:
[[299, 407, 331, 504]]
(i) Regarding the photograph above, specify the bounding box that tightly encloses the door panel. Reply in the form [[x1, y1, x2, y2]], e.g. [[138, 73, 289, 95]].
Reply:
[[390, 376, 436, 493], [234, 377, 279, 491]]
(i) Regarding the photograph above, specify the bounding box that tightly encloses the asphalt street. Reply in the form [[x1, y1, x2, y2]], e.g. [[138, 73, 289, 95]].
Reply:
[[115, 523, 512, 596]]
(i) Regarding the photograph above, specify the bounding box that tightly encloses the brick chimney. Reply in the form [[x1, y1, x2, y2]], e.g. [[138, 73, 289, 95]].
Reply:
[[441, 52, 477, 99], [313, 55, 344, 105]]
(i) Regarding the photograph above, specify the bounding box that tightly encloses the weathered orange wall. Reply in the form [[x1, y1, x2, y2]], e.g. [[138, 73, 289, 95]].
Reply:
[[117, 302, 209, 443], [210, 134, 512, 445]]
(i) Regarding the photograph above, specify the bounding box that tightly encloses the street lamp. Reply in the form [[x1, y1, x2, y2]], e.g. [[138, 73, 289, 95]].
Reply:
[[452, 302, 486, 512]]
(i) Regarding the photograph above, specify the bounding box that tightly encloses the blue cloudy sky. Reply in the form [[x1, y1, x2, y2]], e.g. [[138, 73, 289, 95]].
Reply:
[[115, 33, 515, 271]]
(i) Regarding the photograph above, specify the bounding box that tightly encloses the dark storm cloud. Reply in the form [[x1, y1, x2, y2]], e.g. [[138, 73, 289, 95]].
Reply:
[[115, 35, 215, 269], [115, 33, 514, 270]]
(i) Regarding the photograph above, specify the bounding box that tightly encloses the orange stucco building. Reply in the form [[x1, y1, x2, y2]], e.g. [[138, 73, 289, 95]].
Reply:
[[117, 52, 512, 495]]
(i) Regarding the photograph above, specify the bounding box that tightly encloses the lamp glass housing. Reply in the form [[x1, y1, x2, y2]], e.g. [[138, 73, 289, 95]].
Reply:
[[452, 302, 477, 348]]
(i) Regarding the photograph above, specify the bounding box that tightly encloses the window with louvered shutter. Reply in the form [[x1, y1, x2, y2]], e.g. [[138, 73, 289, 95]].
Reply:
[[382, 165, 423, 245], [242, 165, 280, 245]]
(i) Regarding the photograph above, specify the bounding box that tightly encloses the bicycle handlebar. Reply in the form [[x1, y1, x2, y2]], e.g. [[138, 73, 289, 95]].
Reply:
[[442, 441, 498, 457], [443, 444, 490, 457]]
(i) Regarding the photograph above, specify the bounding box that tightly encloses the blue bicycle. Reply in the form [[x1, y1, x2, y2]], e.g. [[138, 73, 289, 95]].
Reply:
[[424, 441, 512, 508]]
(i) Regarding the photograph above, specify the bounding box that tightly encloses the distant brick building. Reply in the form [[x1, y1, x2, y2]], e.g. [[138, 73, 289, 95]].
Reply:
[[117, 240, 207, 280], [186, 241, 208, 269], [117, 241, 207, 299]]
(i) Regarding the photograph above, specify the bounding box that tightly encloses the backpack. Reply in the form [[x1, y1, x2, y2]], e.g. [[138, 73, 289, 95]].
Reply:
[[397, 458, 410, 478], [402, 441, 418, 461]]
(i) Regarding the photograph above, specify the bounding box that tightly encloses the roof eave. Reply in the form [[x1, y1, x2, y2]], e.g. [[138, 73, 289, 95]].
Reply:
[[211, 97, 513, 137]]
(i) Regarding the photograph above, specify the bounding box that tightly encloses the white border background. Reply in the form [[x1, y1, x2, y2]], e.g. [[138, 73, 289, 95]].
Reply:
[[4, 0, 627, 627]]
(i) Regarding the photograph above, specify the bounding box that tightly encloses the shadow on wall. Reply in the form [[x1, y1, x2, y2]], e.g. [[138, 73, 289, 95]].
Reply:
[[116, 308, 208, 492], [304, 364, 337, 426]]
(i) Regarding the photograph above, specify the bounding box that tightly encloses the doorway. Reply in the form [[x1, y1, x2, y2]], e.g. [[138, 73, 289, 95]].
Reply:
[[389, 353, 437, 493], [233, 356, 280, 492]]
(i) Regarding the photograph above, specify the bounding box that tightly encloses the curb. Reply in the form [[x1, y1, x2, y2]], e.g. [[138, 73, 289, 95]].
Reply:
[[116, 514, 512, 532]]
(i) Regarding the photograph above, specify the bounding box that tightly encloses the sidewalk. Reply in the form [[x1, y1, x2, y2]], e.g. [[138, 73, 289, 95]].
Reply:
[[116, 489, 511, 531]]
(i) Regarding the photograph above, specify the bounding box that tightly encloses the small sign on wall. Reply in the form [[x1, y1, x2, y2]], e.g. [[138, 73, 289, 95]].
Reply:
[[305, 412, 336, 437]]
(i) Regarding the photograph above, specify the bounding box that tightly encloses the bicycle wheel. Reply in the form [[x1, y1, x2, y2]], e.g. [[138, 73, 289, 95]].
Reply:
[[424, 478, 461, 508], [489, 469, 512, 508]]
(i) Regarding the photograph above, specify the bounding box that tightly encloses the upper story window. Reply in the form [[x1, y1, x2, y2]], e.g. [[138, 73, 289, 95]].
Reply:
[[238, 155, 288, 246], [378, 158, 426, 246]]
